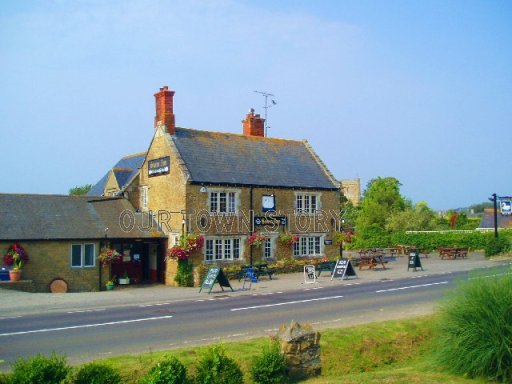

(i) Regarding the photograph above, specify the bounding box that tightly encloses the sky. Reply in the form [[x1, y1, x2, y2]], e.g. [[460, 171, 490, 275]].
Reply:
[[1, 0, 510, 210]]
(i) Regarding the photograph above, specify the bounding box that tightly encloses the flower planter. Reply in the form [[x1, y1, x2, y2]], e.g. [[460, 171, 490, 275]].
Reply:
[[118, 278, 130, 285], [9, 270, 21, 282], [105, 284, 114, 291]]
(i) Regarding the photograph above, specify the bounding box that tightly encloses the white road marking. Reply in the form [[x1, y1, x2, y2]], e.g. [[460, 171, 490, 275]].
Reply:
[[0, 315, 174, 337], [139, 303, 170, 308], [67, 309, 106, 314], [375, 281, 448, 293], [230, 295, 343, 311]]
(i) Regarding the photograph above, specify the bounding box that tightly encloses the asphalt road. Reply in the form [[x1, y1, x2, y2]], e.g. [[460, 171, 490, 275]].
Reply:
[[1, 265, 507, 370]]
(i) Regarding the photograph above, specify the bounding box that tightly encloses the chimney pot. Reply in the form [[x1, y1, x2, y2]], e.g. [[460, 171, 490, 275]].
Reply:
[[154, 86, 176, 135], [242, 109, 265, 137]]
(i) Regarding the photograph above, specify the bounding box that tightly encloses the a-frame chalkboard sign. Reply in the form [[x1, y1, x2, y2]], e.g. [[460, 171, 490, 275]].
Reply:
[[331, 259, 358, 280], [199, 267, 234, 294], [407, 251, 424, 271]]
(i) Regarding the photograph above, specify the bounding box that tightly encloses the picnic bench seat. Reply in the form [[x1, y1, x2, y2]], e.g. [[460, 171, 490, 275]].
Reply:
[[316, 261, 337, 277], [236, 264, 275, 281]]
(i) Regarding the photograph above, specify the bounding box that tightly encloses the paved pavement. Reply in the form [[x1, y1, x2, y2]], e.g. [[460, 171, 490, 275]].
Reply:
[[1, 252, 510, 317]]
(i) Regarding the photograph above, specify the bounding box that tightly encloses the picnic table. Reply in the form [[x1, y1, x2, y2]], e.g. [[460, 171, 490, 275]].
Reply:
[[315, 260, 337, 277], [357, 249, 387, 270], [236, 263, 274, 281], [438, 247, 468, 260]]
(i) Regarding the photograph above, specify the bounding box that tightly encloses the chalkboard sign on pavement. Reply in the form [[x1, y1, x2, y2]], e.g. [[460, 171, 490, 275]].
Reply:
[[331, 259, 357, 280], [199, 267, 234, 294], [407, 252, 423, 271], [304, 265, 317, 284]]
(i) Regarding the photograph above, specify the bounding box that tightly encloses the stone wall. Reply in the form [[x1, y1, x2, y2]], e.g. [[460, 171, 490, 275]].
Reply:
[[0, 240, 103, 292]]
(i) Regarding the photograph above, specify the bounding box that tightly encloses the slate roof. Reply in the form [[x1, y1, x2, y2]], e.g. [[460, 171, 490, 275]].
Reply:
[[89, 152, 146, 196], [171, 128, 339, 190], [0, 194, 166, 241], [478, 208, 512, 229]]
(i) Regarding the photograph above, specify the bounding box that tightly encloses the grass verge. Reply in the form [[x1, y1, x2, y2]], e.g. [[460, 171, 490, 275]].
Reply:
[[95, 315, 495, 383]]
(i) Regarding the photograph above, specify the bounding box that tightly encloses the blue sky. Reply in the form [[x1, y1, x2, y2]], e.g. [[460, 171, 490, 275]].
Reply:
[[1, 0, 510, 210]]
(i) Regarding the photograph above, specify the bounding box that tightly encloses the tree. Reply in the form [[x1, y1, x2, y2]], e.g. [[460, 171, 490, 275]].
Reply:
[[387, 201, 437, 232], [355, 177, 407, 233], [69, 184, 92, 196]]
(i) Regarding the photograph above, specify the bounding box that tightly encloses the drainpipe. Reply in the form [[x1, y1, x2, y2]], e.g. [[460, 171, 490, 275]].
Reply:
[[250, 187, 254, 265]]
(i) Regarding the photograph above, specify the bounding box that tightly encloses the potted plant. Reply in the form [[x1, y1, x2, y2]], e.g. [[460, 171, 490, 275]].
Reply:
[[3, 243, 29, 282], [118, 271, 130, 285], [9, 258, 23, 282], [105, 276, 116, 291]]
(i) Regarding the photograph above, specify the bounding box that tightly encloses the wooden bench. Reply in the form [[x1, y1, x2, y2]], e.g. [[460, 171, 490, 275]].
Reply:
[[316, 261, 337, 277], [254, 263, 275, 280]]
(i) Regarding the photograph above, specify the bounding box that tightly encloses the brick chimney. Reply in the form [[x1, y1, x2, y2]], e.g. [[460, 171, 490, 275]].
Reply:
[[242, 109, 265, 137], [154, 86, 176, 135]]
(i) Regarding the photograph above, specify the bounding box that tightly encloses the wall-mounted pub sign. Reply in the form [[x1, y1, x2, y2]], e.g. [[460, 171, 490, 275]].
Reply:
[[148, 156, 170, 177], [254, 215, 287, 227]]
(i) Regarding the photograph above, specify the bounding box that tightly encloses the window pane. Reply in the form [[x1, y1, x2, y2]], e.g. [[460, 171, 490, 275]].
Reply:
[[311, 195, 317, 212], [315, 237, 321, 254], [308, 237, 314, 254], [210, 192, 218, 212], [205, 240, 213, 261], [264, 239, 272, 258], [304, 195, 310, 212], [296, 195, 303, 212], [228, 192, 236, 213], [224, 239, 231, 259], [219, 193, 227, 213], [293, 241, 299, 257], [71, 244, 82, 267], [84, 244, 95, 266], [215, 240, 222, 260], [300, 237, 307, 255], [233, 239, 240, 259]]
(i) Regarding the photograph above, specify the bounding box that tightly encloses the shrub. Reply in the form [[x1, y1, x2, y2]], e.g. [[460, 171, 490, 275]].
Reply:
[[174, 259, 193, 287], [194, 346, 244, 384], [139, 355, 188, 384], [251, 341, 288, 384], [484, 237, 511, 257], [69, 362, 121, 384], [9, 353, 69, 384], [433, 271, 512, 382]]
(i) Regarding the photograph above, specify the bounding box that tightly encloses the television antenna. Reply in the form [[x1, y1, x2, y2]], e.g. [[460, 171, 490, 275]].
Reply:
[[253, 90, 277, 137]]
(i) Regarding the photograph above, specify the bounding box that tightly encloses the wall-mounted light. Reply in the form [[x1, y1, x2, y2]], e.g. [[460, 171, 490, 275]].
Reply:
[[200, 184, 207, 193]]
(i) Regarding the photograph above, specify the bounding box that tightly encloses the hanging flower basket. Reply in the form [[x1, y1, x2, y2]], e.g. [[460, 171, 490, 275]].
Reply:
[[98, 245, 122, 266], [278, 232, 299, 247], [247, 232, 268, 248], [166, 233, 205, 261]]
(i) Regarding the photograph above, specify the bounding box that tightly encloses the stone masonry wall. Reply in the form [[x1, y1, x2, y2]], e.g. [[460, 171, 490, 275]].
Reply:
[[0, 240, 102, 292]]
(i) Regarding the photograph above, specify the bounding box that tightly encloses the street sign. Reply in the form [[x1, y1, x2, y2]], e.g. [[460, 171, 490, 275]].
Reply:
[[304, 265, 317, 284], [331, 259, 357, 280], [407, 252, 423, 272], [199, 267, 234, 294]]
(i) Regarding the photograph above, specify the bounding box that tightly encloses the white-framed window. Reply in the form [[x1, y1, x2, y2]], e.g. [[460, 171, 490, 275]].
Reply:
[[208, 189, 239, 214], [264, 238, 273, 258], [141, 186, 148, 210], [205, 237, 242, 261], [293, 236, 323, 257], [71, 243, 95, 267], [295, 192, 321, 214]]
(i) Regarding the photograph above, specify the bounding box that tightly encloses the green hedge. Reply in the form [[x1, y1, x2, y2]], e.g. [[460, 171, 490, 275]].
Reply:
[[349, 230, 512, 253]]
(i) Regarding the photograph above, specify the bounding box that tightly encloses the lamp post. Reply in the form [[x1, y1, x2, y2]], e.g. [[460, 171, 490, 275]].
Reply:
[[489, 194, 498, 239], [339, 219, 345, 259]]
